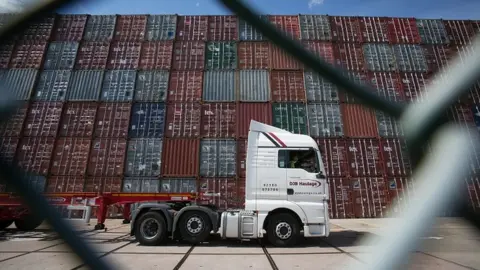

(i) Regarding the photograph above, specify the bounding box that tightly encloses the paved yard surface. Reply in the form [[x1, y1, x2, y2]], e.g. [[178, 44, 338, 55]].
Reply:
[[0, 218, 479, 269]]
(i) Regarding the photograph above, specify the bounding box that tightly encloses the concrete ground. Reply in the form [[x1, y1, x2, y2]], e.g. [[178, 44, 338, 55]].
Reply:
[[0, 218, 479, 269]]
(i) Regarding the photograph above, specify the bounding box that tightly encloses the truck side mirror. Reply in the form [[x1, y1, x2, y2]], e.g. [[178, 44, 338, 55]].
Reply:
[[316, 172, 326, 179]]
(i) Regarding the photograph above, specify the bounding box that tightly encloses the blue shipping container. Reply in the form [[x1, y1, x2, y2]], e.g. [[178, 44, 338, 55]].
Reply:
[[129, 103, 166, 138]]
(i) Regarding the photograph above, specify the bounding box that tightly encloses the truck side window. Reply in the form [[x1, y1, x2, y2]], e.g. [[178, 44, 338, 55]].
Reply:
[[278, 149, 319, 173]]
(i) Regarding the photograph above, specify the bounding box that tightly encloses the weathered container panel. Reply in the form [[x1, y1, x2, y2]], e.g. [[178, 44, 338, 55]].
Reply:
[[53, 15, 87, 41], [299, 15, 331, 40], [302, 41, 335, 65], [18, 15, 55, 41], [239, 70, 270, 102], [443, 20, 474, 45], [387, 17, 421, 44], [363, 43, 397, 72], [0, 42, 14, 68], [0, 102, 27, 137], [341, 104, 378, 137], [87, 138, 126, 177], [162, 139, 200, 177], [146, 15, 177, 41], [165, 103, 201, 138], [203, 71, 235, 102], [329, 177, 355, 218], [168, 71, 203, 102], [16, 137, 55, 175], [351, 177, 389, 218], [346, 139, 383, 177], [380, 138, 412, 177], [208, 15, 238, 41], [271, 71, 306, 102], [0, 137, 19, 164], [268, 15, 301, 40], [59, 102, 97, 137], [34, 70, 71, 101], [198, 178, 239, 209], [101, 70, 136, 102], [172, 41, 206, 70], [359, 17, 389, 43], [67, 70, 104, 101], [107, 42, 141, 69], [416, 19, 449, 44], [399, 72, 430, 102], [75, 41, 110, 69], [50, 138, 91, 176], [368, 72, 405, 102], [134, 70, 168, 102], [304, 71, 340, 103], [330, 16, 362, 42], [238, 42, 270, 69], [84, 177, 122, 192], [340, 72, 370, 103], [272, 103, 308, 135], [114, 15, 147, 41], [139, 41, 173, 70], [307, 104, 344, 137], [83, 15, 117, 41], [43, 42, 79, 70], [387, 177, 417, 214], [129, 103, 165, 138], [2, 69, 38, 100], [392, 44, 428, 72], [23, 102, 63, 137], [94, 103, 131, 138], [125, 138, 162, 177], [316, 139, 348, 177], [238, 103, 273, 138], [46, 176, 85, 193], [422, 45, 455, 72], [200, 139, 236, 177], [160, 178, 196, 193], [122, 177, 160, 193], [177, 16, 208, 41], [333, 43, 366, 71], [205, 42, 237, 70], [237, 139, 247, 178], [201, 103, 236, 138], [10, 41, 47, 69], [238, 16, 268, 41], [375, 110, 404, 138], [271, 44, 302, 70]]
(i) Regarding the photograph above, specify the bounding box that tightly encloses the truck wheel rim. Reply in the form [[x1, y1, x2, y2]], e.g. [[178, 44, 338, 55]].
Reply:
[[275, 222, 292, 240], [186, 216, 203, 234], [140, 218, 160, 240]]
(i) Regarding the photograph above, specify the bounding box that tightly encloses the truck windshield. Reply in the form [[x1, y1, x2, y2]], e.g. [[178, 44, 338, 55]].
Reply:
[[278, 149, 320, 173]]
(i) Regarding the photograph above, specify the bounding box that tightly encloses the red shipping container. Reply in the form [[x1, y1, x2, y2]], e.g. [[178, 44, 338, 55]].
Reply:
[[9, 41, 47, 69], [387, 18, 421, 44], [341, 104, 379, 138], [84, 177, 122, 192], [208, 15, 238, 41], [114, 15, 147, 41], [351, 177, 389, 218], [16, 137, 55, 175], [107, 41, 141, 69], [268, 15, 301, 40], [237, 103, 273, 138], [172, 41, 205, 70], [50, 138, 91, 176], [88, 138, 127, 177], [165, 103, 201, 138], [237, 139, 247, 178], [270, 70, 306, 102], [316, 139, 348, 177], [167, 71, 203, 102], [139, 41, 173, 70], [177, 16, 208, 41], [46, 176, 85, 192], [0, 102, 28, 137], [59, 102, 97, 137], [466, 176, 480, 212], [75, 41, 110, 69], [380, 138, 412, 177], [302, 41, 335, 65], [387, 177, 417, 214], [162, 139, 200, 177], [399, 72, 430, 103], [270, 44, 302, 70], [346, 138, 383, 177], [198, 178, 239, 210], [443, 20, 475, 45], [23, 102, 63, 137], [422, 45, 456, 72], [330, 16, 363, 43], [448, 104, 475, 125], [333, 43, 366, 71], [0, 137, 19, 164], [368, 72, 405, 102], [201, 103, 237, 138], [238, 42, 270, 69], [236, 178, 246, 208], [328, 177, 355, 218], [0, 42, 14, 69], [359, 17, 390, 43], [94, 103, 131, 138], [52, 15, 87, 41]]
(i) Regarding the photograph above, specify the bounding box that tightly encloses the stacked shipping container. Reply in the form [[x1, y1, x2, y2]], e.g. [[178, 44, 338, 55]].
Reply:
[[0, 13, 479, 218]]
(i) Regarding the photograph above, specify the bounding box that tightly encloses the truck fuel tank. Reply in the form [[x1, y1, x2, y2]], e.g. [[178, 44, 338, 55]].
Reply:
[[219, 210, 258, 239]]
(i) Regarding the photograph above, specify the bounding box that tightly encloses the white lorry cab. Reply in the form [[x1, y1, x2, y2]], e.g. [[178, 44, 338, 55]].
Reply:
[[131, 120, 330, 247]]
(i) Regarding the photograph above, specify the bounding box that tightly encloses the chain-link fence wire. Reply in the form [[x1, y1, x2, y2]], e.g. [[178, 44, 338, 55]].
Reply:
[[0, 0, 478, 269]]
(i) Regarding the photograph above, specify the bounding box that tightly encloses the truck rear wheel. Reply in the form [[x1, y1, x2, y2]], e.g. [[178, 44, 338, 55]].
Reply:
[[0, 220, 13, 230], [14, 214, 43, 231], [267, 213, 300, 247], [178, 211, 211, 244], [134, 211, 167, 246]]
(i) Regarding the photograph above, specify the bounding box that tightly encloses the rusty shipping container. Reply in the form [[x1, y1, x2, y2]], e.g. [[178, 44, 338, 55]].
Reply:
[[67, 70, 104, 101], [46, 176, 85, 193], [330, 16, 362, 42], [205, 42, 237, 70], [88, 138, 126, 177], [271, 70, 306, 102], [94, 103, 131, 138], [375, 110, 404, 137], [203, 71, 235, 102], [351, 177, 389, 218], [43, 42, 79, 70], [387, 17, 421, 44], [50, 138, 91, 176], [16, 137, 55, 175], [443, 20, 475, 45], [399, 72, 430, 103], [139, 41, 173, 70], [114, 15, 147, 41], [238, 16, 268, 41], [177, 16, 208, 41], [160, 178, 196, 193], [167, 71, 203, 102], [466, 176, 480, 212], [341, 104, 378, 137], [34, 70, 71, 101], [83, 15, 117, 41], [10, 41, 47, 69], [59, 102, 97, 137], [272, 103, 308, 135], [307, 103, 344, 137], [125, 138, 162, 177], [208, 15, 238, 41], [172, 41, 206, 70], [359, 17, 389, 43], [162, 139, 200, 177], [304, 71, 340, 103], [200, 139, 236, 177], [328, 177, 355, 218], [53, 15, 87, 42], [237, 139, 247, 178], [387, 177, 417, 214], [129, 103, 165, 138], [422, 45, 455, 72], [165, 103, 201, 138], [368, 72, 405, 102], [201, 103, 236, 138], [340, 72, 370, 103], [101, 70, 136, 102], [380, 138, 412, 177], [416, 19, 449, 44], [0, 137, 19, 165], [122, 177, 160, 193], [135, 70, 169, 102], [107, 42, 141, 69], [333, 43, 366, 71], [392, 44, 428, 72], [316, 139, 348, 177], [2, 69, 38, 100], [85, 177, 122, 192], [299, 15, 331, 41], [198, 178, 239, 210], [23, 102, 63, 137], [75, 41, 110, 69], [238, 42, 270, 69], [0, 42, 14, 68], [239, 70, 270, 102], [346, 139, 383, 177], [268, 15, 301, 40], [363, 43, 397, 72], [271, 44, 302, 70], [18, 15, 55, 41], [146, 15, 177, 41], [237, 103, 272, 138], [302, 41, 335, 65], [0, 102, 27, 137]]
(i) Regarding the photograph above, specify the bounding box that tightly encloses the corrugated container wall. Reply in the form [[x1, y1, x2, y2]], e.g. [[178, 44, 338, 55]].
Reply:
[[271, 44, 302, 70], [205, 42, 237, 70], [333, 43, 366, 71], [302, 41, 335, 65], [351, 177, 389, 218], [59, 102, 97, 137], [330, 16, 362, 42], [239, 70, 270, 102], [392, 44, 428, 72], [52, 15, 87, 41], [316, 139, 348, 177], [23, 102, 63, 137], [85, 177, 122, 192], [198, 178, 239, 209], [87, 138, 127, 176], [125, 138, 162, 176], [177, 16, 208, 41], [10, 41, 47, 69], [165, 103, 201, 137], [94, 103, 131, 138], [299, 15, 331, 40], [146, 15, 177, 41], [16, 137, 55, 175], [101, 70, 136, 102], [168, 71, 203, 102], [363, 43, 397, 72], [341, 104, 379, 137], [43, 42, 79, 70], [329, 177, 354, 218], [160, 178, 196, 193], [0, 103, 28, 137], [271, 71, 306, 102], [135, 70, 169, 102], [238, 16, 268, 41], [341, 72, 370, 103], [18, 15, 54, 41], [83, 15, 117, 41], [203, 71, 235, 102], [443, 20, 474, 45], [122, 177, 159, 193], [307, 103, 344, 137], [422, 45, 455, 72], [2, 69, 38, 100], [375, 110, 404, 137], [0, 42, 14, 68], [304, 71, 340, 103], [2, 174, 46, 193], [200, 139, 236, 177], [346, 138, 383, 177], [238, 42, 270, 69], [107, 42, 141, 69], [172, 41, 205, 70], [0, 137, 19, 164], [400, 72, 430, 102], [359, 17, 389, 43], [50, 138, 91, 176], [201, 103, 236, 138], [67, 70, 104, 101], [272, 103, 308, 134], [237, 103, 272, 138], [46, 176, 84, 193], [208, 16, 238, 41], [268, 15, 301, 40], [368, 72, 405, 102], [380, 138, 412, 176], [387, 18, 421, 44], [416, 19, 449, 44], [34, 70, 71, 101], [162, 139, 199, 177], [139, 41, 173, 70], [129, 103, 165, 138], [75, 41, 110, 69], [114, 15, 147, 41]]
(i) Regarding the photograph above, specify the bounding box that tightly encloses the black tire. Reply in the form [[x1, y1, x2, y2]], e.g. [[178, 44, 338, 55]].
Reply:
[[134, 211, 168, 246], [14, 214, 43, 231], [0, 220, 13, 230], [178, 211, 211, 244], [267, 213, 300, 247]]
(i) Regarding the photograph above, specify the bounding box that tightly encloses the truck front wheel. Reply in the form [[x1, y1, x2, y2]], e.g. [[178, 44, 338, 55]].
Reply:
[[14, 214, 43, 231], [134, 211, 168, 246], [267, 213, 300, 247], [178, 211, 211, 244]]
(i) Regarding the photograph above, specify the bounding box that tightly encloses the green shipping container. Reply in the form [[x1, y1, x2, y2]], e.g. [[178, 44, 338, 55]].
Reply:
[[272, 103, 308, 135], [205, 42, 237, 70]]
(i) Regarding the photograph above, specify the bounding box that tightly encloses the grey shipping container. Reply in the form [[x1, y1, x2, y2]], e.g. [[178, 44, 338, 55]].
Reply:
[[272, 103, 308, 134], [43, 42, 79, 70], [203, 70, 235, 102], [363, 43, 397, 71], [200, 139, 236, 177], [376, 110, 404, 137], [34, 70, 71, 101], [0, 69, 38, 100], [416, 19, 449, 45], [307, 103, 344, 137], [238, 16, 268, 41], [67, 70, 104, 101], [122, 177, 160, 193], [392, 44, 428, 72], [146, 15, 177, 40], [83, 15, 117, 41], [299, 15, 331, 40], [134, 70, 169, 102], [125, 138, 162, 176], [239, 70, 270, 102], [304, 71, 340, 103], [160, 178, 197, 193], [205, 42, 237, 70], [101, 70, 136, 102]]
